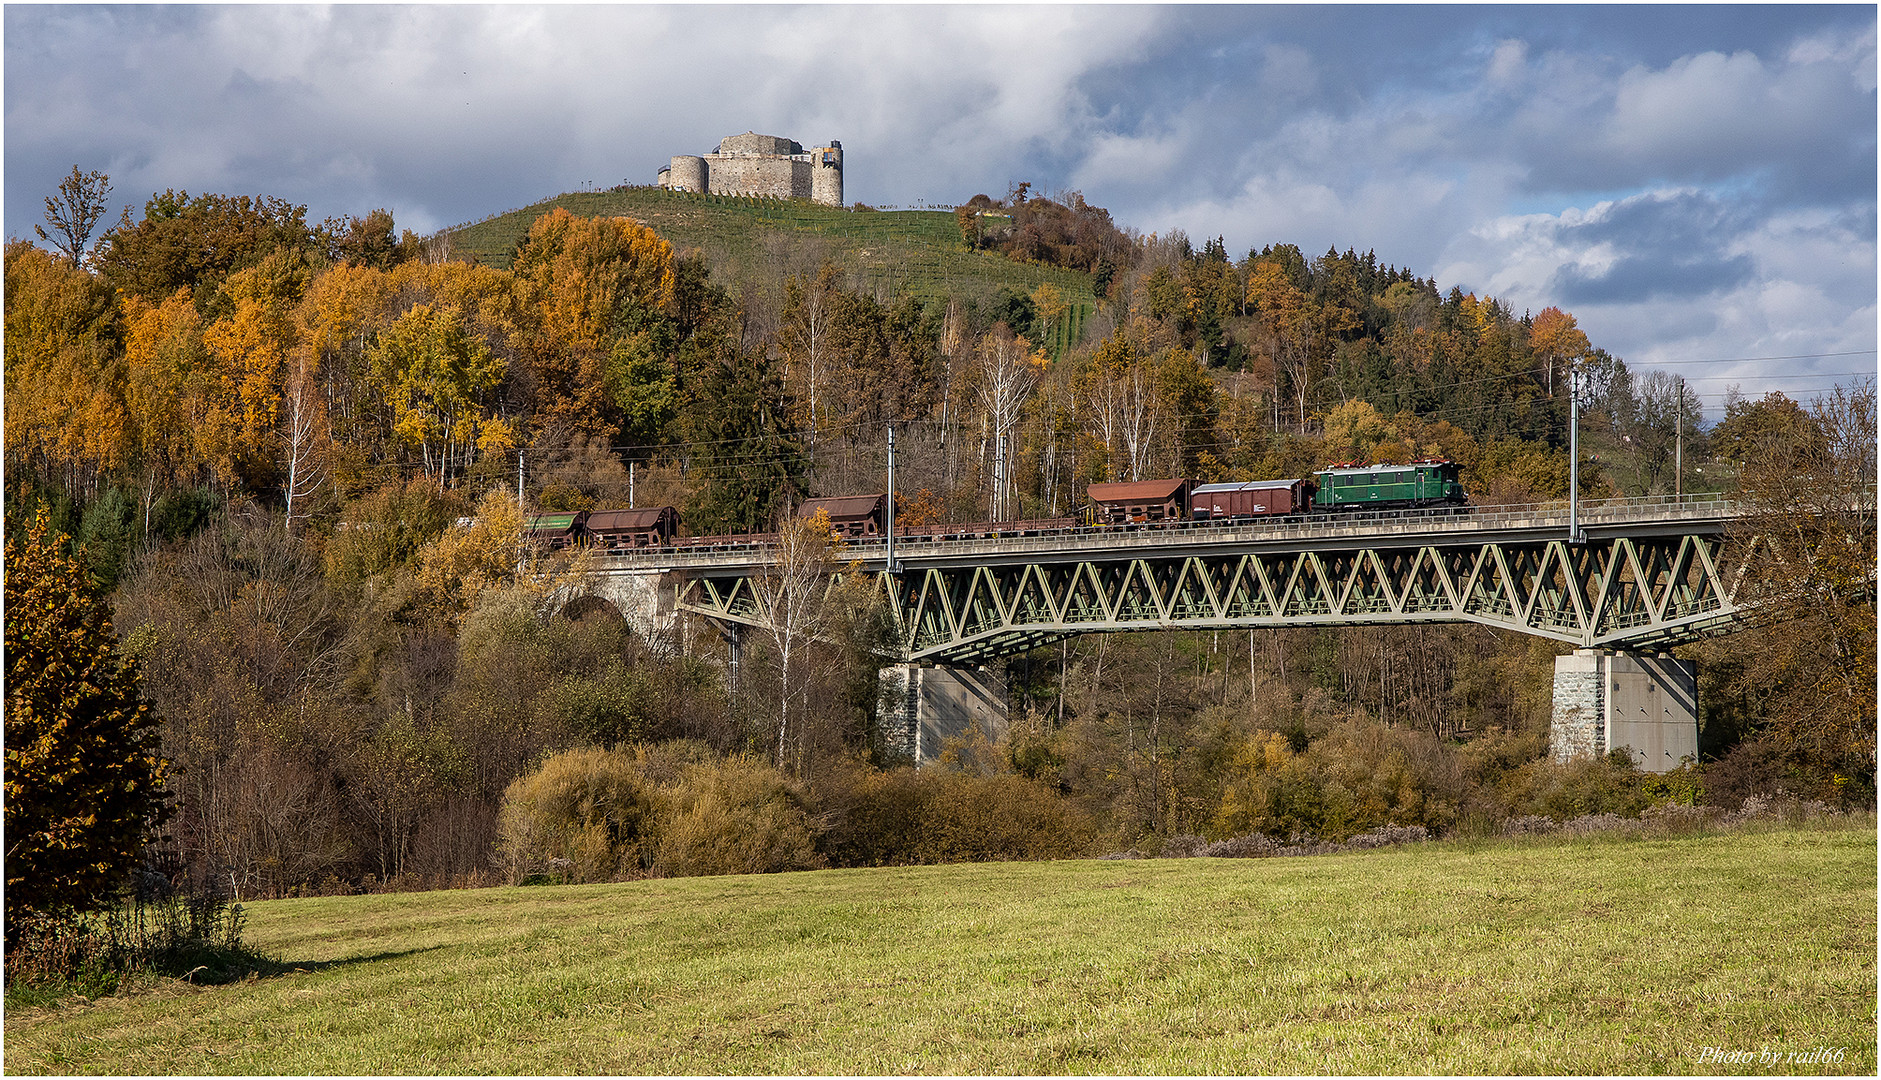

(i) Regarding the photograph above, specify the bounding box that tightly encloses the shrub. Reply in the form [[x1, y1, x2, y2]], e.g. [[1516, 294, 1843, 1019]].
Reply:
[[495, 747, 657, 884], [822, 767, 1097, 866], [649, 756, 824, 877], [1213, 720, 1464, 842], [5, 876, 259, 1002], [1505, 751, 1654, 821], [1699, 739, 1824, 809]]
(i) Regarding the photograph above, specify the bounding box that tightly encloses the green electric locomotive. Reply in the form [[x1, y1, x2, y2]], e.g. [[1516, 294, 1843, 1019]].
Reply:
[[1312, 459, 1466, 511]]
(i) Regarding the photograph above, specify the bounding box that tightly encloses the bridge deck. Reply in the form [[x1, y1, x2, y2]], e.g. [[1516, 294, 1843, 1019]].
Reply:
[[594, 495, 1742, 572]]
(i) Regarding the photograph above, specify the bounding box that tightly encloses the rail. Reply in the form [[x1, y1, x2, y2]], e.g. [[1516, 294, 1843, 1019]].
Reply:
[[589, 494, 1745, 572]]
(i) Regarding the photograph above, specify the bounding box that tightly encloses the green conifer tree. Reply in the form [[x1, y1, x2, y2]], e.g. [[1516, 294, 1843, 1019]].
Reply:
[[5, 509, 172, 943]]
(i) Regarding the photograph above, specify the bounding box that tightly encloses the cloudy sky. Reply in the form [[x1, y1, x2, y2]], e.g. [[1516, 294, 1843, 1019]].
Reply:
[[6, 4, 1874, 412]]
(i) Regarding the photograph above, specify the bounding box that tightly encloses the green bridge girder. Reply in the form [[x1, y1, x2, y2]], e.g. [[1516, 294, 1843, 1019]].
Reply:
[[661, 505, 1756, 664]]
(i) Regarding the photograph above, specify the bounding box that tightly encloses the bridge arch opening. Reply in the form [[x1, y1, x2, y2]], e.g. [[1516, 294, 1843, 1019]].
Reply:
[[555, 593, 631, 628]]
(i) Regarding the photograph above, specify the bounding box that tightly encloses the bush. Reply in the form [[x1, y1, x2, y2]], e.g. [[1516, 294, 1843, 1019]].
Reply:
[[822, 767, 1097, 866], [497, 745, 823, 882], [1213, 720, 1464, 842], [495, 747, 657, 884], [649, 756, 824, 877], [1504, 751, 1654, 821]]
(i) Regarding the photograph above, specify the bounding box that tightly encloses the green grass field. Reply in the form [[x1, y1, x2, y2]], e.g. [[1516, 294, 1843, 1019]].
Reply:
[[444, 186, 1097, 331], [5, 822, 1873, 1075]]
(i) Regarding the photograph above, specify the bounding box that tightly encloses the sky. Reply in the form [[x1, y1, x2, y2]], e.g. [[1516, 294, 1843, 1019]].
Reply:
[[6, 4, 1875, 415]]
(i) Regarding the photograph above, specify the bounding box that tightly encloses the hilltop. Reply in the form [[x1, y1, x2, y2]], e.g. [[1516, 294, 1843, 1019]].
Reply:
[[443, 186, 1098, 333]]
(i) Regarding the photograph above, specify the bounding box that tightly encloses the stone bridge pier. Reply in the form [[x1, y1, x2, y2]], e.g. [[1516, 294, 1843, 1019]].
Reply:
[[877, 664, 1010, 765], [574, 569, 682, 654], [1550, 650, 1698, 772]]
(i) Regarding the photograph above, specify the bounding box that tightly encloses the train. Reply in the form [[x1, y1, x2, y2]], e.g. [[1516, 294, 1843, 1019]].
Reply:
[[523, 459, 1466, 550]]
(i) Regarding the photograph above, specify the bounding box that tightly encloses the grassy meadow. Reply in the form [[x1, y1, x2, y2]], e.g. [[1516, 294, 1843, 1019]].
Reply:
[[4, 820, 1874, 1075]]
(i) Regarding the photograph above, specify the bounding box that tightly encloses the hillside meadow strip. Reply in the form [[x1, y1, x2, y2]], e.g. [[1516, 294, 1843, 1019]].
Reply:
[[4, 822, 1874, 1075]]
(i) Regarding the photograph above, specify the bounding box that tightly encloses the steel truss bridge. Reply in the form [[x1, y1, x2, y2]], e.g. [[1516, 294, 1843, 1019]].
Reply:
[[598, 496, 1757, 665]]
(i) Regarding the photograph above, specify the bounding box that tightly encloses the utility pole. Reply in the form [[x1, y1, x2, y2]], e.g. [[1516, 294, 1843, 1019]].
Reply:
[[1675, 376, 1684, 499], [1568, 365, 1584, 544], [885, 423, 899, 574], [630, 460, 636, 509]]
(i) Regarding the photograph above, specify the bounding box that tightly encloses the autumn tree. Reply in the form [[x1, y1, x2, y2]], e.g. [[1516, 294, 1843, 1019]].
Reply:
[[512, 209, 677, 440], [37, 166, 114, 266], [1721, 381, 1876, 793], [366, 303, 512, 485], [5, 511, 172, 941], [122, 290, 214, 523], [94, 190, 317, 312], [321, 208, 412, 270], [198, 252, 318, 493], [1527, 306, 1590, 398], [3, 240, 126, 502]]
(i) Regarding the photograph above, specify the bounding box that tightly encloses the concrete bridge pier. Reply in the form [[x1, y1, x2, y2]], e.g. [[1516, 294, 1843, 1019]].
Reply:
[[1551, 649, 1697, 773], [877, 664, 1010, 766]]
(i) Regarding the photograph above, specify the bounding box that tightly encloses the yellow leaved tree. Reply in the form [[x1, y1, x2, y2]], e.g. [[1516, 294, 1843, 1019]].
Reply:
[[366, 304, 512, 485]]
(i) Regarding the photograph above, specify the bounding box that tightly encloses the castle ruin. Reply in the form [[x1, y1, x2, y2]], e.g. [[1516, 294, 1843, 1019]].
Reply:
[[657, 132, 843, 207]]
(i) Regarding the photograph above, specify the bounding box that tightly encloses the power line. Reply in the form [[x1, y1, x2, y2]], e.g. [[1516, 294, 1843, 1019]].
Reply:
[[1631, 349, 1877, 366]]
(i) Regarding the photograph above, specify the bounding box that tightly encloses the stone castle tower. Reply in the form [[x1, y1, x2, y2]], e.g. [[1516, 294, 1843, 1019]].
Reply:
[[656, 132, 843, 207]]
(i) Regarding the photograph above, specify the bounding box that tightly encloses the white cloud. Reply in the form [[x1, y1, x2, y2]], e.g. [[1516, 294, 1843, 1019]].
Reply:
[[5, 4, 1871, 404]]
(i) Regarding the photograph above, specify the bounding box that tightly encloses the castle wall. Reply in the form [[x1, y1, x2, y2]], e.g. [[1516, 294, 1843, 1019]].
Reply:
[[656, 133, 843, 206], [705, 155, 801, 200], [718, 133, 801, 156]]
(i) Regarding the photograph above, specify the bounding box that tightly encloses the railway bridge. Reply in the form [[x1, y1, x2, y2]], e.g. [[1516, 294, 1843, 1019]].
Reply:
[[582, 495, 1758, 772]]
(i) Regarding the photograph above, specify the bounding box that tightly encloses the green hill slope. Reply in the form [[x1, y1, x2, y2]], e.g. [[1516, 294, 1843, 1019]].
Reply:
[[445, 186, 1097, 329], [5, 823, 1873, 1074]]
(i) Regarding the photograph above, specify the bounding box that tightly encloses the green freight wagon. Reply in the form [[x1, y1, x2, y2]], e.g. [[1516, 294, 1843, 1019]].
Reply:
[[524, 511, 588, 550], [1312, 460, 1466, 511]]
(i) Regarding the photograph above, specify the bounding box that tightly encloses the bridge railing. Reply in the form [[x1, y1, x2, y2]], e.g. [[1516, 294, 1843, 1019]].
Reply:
[[592, 493, 1743, 569]]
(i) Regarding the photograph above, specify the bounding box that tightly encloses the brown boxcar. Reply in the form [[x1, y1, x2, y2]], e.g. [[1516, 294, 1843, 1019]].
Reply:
[[797, 493, 886, 537], [1087, 478, 1192, 524], [1189, 478, 1317, 519], [585, 506, 679, 548]]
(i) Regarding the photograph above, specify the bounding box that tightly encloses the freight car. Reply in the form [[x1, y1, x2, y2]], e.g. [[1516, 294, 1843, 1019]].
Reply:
[[523, 510, 587, 550], [585, 506, 680, 548], [797, 493, 888, 537], [1189, 478, 1317, 520], [1086, 478, 1192, 525]]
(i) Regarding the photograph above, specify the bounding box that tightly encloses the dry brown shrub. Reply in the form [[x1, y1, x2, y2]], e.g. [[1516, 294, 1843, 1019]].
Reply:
[[648, 756, 824, 877], [495, 746, 656, 884], [825, 768, 1097, 866]]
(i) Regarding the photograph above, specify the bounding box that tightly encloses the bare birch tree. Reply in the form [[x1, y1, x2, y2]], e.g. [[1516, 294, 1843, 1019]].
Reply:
[[778, 265, 842, 449], [281, 351, 329, 532], [750, 509, 837, 772], [974, 326, 1044, 519]]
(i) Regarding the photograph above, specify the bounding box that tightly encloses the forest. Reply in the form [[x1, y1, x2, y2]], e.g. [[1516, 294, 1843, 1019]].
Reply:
[[5, 172, 1874, 907]]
